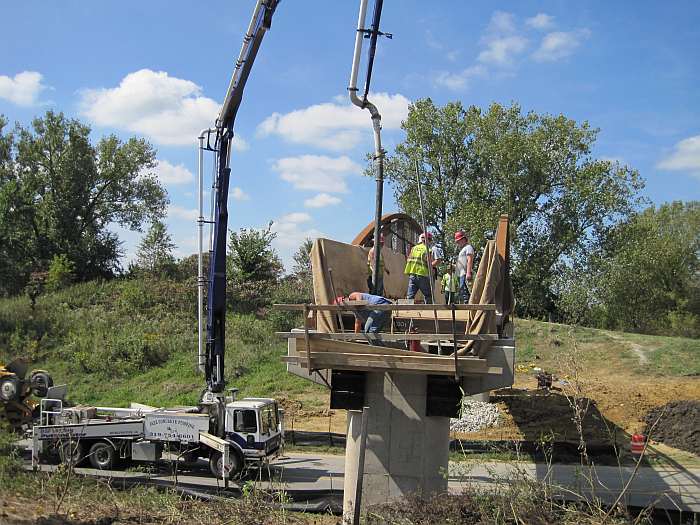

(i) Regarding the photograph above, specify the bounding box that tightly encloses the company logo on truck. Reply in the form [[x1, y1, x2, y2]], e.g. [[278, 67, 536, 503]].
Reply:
[[144, 414, 208, 443]]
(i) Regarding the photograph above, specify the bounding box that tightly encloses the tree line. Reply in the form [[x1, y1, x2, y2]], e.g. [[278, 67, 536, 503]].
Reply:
[[2, 107, 697, 338], [381, 99, 699, 337]]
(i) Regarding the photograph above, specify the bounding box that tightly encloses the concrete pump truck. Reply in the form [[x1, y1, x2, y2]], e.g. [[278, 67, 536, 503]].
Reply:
[[30, 0, 283, 480]]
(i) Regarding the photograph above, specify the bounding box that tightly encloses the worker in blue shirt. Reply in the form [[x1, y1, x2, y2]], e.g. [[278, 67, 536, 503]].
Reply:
[[346, 291, 392, 334]]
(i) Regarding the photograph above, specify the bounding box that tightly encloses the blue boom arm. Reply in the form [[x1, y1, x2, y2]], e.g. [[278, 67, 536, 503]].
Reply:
[[206, 0, 280, 393]]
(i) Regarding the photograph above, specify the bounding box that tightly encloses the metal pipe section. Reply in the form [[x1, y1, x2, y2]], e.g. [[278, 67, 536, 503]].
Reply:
[[415, 160, 443, 355], [349, 0, 385, 295], [197, 129, 214, 374]]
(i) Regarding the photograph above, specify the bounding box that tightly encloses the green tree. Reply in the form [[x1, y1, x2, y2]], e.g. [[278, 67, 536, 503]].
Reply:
[[292, 238, 313, 281], [0, 116, 33, 295], [45, 254, 75, 292], [590, 201, 700, 335], [227, 223, 283, 312], [0, 111, 167, 295], [135, 220, 176, 276], [382, 99, 644, 318]]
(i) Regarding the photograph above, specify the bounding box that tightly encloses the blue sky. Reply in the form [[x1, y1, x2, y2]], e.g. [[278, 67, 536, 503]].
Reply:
[[1, 1, 698, 269]]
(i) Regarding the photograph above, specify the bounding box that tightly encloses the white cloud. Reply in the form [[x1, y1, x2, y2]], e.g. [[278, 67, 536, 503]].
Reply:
[[657, 135, 700, 178], [304, 193, 342, 208], [79, 69, 242, 147], [231, 187, 250, 201], [272, 155, 362, 193], [257, 92, 410, 151], [487, 11, 517, 34], [168, 204, 198, 222], [0, 71, 48, 106], [526, 13, 555, 30], [271, 213, 324, 263], [478, 35, 528, 65], [478, 12, 528, 66], [231, 136, 249, 151], [434, 65, 487, 91], [279, 212, 311, 224], [153, 159, 193, 185], [532, 29, 591, 62]]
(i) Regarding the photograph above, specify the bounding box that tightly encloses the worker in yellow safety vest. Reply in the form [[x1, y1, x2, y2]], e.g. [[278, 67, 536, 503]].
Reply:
[[404, 232, 441, 303], [441, 263, 458, 304], [367, 233, 389, 296]]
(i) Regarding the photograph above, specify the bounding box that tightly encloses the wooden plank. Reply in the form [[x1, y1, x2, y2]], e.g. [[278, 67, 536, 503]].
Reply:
[[287, 354, 502, 376], [274, 303, 496, 312], [393, 310, 474, 321], [294, 351, 490, 370], [277, 332, 499, 342], [283, 356, 503, 376], [304, 337, 493, 359], [303, 304, 311, 373], [311, 339, 410, 356]]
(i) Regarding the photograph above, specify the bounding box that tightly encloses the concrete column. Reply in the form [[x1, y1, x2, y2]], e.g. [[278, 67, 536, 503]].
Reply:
[[343, 372, 450, 519]]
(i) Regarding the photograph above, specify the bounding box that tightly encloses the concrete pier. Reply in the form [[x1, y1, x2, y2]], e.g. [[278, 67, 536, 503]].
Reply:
[[342, 372, 450, 519]]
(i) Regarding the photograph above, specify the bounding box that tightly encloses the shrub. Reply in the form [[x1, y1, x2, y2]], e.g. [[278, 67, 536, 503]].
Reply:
[[229, 315, 274, 345], [69, 321, 174, 378], [266, 277, 311, 332], [45, 254, 75, 292]]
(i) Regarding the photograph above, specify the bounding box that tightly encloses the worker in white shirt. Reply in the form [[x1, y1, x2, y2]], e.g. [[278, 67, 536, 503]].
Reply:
[[454, 230, 474, 303]]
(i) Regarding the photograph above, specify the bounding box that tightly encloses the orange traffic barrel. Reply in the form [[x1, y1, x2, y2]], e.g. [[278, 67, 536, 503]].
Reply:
[[631, 433, 646, 455]]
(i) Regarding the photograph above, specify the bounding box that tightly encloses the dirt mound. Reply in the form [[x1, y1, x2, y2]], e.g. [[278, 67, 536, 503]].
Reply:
[[644, 400, 699, 456]]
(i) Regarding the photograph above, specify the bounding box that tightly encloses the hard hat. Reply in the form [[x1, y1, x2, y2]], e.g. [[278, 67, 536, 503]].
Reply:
[[454, 230, 466, 242], [419, 232, 433, 243]]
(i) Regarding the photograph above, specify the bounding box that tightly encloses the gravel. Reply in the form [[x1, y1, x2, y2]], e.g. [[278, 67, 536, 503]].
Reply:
[[450, 399, 500, 433]]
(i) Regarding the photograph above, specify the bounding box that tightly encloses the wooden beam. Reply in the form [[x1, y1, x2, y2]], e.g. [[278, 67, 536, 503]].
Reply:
[[274, 303, 496, 312], [303, 304, 311, 373], [307, 338, 414, 356], [294, 351, 489, 368], [284, 354, 502, 376], [277, 332, 499, 342], [393, 310, 475, 321]]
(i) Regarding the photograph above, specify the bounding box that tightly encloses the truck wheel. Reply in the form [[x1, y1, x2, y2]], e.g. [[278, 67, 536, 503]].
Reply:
[[209, 451, 241, 479], [89, 441, 116, 470], [29, 371, 53, 398], [58, 440, 83, 467]]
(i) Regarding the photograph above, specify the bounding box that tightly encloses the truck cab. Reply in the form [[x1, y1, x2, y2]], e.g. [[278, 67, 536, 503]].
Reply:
[[225, 398, 282, 464]]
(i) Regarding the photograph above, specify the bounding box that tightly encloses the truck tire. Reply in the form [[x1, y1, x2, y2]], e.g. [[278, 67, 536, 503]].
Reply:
[[209, 450, 241, 479], [89, 441, 116, 470], [58, 440, 84, 467], [29, 371, 53, 398]]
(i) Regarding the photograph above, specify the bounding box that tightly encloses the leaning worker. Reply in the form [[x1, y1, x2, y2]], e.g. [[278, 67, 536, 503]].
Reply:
[[404, 232, 441, 303], [454, 230, 475, 303], [441, 264, 458, 304], [346, 291, 392, 334], [367, 233, 389, 295]]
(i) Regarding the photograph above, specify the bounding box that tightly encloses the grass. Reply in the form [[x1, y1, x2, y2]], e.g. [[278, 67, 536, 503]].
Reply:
[[0, 277, 697, 421], [513, 317, 700, 377], [0, 433, 324, 524], [0, 277, 324, 410]]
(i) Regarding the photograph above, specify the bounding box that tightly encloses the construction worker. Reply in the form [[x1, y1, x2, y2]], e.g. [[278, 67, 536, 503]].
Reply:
[[454, 230, 474, 303], [441, 263, 458, 304], [346, 291, 391, 334], [367, 233, 389, 295], [404, 232, 441, 303]]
